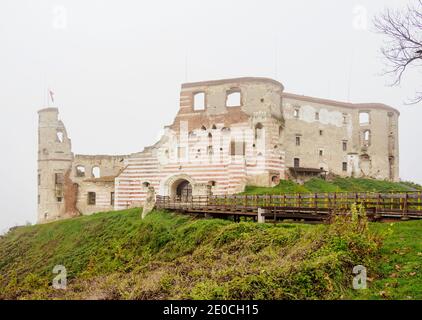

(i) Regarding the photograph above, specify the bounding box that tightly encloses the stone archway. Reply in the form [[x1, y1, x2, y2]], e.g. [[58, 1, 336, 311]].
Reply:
[[160, 174, 196, 199]]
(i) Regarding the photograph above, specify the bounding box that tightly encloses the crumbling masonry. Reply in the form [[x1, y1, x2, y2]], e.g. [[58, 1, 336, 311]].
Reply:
[[37, 77, 399, 223]]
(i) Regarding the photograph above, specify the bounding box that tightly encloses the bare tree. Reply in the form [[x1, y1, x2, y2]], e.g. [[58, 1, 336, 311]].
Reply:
[[374, 0, 422, 104]]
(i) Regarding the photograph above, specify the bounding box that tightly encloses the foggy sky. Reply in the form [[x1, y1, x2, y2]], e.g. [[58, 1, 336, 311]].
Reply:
[[0, 0, 420, 232]]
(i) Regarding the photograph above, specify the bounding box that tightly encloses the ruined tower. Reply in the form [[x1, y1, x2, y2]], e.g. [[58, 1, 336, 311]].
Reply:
[[37, 108, 73, 223]]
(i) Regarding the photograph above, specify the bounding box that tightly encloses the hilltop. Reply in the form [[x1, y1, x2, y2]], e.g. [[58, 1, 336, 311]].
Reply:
[[0, 177, 421, 300], [0, 209, 420, 299], [243, 177, 422, 195]]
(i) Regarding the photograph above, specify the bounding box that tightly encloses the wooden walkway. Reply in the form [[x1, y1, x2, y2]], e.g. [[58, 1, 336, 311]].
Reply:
[[155, 192, 422, 222]]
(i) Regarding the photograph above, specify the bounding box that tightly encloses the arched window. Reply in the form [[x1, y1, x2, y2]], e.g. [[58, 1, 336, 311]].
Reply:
[[226, 89, 241, 107], [193, 92, 205, 110], [188, 131, 197, 140], [363, 130, 371, 146], [92, 166, 100, 178], [271, 175, 280, 185], [221, 127, 230, 134], [364, 130, 370, 141], [75, 165, 86, 177], [255, 123, 264, 140], [207, 132, 213, 155], [57, 131, 64, 143], [360, 154, 370, 161]]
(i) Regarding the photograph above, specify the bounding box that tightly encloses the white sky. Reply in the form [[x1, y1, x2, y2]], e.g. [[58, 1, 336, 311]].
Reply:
[[0, 0, 420, 232]]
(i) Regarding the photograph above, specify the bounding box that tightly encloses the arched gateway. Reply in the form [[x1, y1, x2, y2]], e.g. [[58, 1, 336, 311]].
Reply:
[[160, 174, 196, 200]]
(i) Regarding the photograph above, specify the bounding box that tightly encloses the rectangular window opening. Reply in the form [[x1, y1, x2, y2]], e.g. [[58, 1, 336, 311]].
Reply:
[[55, 173, 64, 185], [226, 90, 241, 107], [177, 146, 186, 159], [230, 140, 245, 156], [110, 192, 115, 206], [359, 112, 370, 125], [88, 192, 96, 205], [193, 92, 205, 110]]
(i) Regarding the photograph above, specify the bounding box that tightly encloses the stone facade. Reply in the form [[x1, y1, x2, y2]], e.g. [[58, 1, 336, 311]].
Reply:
[[37, 77, 399, 223]]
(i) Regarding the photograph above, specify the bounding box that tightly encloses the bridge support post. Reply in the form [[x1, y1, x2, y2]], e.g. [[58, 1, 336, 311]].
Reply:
[[258, 208, 266, 223]]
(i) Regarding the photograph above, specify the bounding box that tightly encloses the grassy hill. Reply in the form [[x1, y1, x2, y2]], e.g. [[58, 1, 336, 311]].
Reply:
[[0, 177, 420, 300], [243, 177, 422, 195], [0, 207, 420, 300]]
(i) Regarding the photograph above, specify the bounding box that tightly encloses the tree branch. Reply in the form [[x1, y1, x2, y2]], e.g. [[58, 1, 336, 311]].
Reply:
[[374, 1, 422, 104]]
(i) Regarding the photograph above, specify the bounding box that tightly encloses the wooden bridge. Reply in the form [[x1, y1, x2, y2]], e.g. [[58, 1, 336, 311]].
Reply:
[[155, 191, 422, 223]]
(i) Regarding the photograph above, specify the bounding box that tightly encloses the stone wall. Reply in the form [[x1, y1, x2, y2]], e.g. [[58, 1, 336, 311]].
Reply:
[[281, 93, 399, 180], [37, 77, 400, 223]]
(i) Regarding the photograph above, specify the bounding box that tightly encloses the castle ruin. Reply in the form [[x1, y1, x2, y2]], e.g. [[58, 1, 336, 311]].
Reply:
[[37, 77, 399, 223]]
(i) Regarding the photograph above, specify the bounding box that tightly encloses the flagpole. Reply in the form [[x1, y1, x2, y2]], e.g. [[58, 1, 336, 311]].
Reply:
[[44, 74, 47, 107]]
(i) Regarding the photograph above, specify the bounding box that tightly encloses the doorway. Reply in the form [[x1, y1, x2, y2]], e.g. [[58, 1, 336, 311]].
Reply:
[[175, 180, 192, 201]]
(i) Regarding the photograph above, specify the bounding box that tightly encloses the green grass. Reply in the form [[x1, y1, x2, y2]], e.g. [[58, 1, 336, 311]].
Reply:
[[348, 220, 422, 300], [243, 177, 419, 195], [0, 207, 390, 300], [243, 180, 309, 194], [1, 177, 421, 300]]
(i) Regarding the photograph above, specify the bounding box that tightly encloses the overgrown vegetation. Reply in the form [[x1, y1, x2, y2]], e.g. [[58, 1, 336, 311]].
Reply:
[[348, 220, 422, 300], [244, 177, 420, 195], [0, 206, 386, 300], [1, 177, 421, 300]]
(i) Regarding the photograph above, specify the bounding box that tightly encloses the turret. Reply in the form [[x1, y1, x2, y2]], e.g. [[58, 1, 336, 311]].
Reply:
[[37, 107, 73, 223]]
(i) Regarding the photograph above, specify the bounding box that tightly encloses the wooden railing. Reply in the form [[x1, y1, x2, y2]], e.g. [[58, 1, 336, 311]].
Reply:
[[156, 191, 422, 221]]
